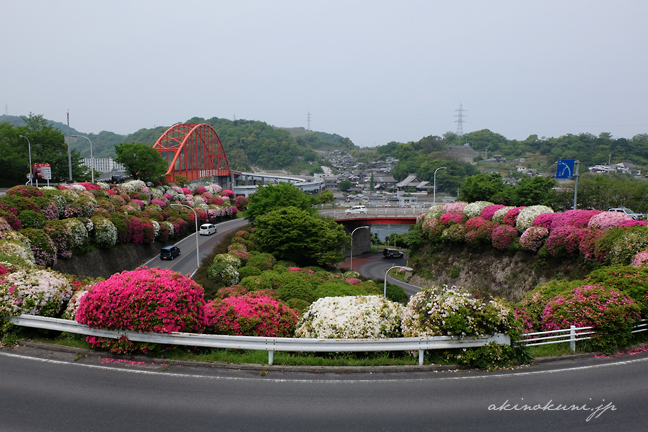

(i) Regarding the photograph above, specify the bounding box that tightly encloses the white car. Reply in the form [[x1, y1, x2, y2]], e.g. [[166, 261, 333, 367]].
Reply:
[[199, 223, 217, 235], [345, 205, 368, 215]]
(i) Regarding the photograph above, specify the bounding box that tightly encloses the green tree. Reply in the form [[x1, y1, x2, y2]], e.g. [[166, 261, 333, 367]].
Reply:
[[339, 179, 352, 192], [245, 182, 315, 224], [318, 190, 335, 204], [508, 176, 557, 206], [457, 173, 507, 202], [254, 207, 349, 267], [114, 142, 168, 182]]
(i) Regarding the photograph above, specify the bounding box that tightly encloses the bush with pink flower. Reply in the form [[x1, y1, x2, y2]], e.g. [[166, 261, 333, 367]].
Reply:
[[541, 285, 640, 353], [579, 228, 606, 262], [550, 209, 601, 231], [588, 211, 633, 230], [439, 212, 466, 226], [546, 225, 587, 257], [204, 293, 298, 337], [502, 206, 525, 227], [631, 250, 648, 267], [491, 225, 518, 250], [519, 226, 549, 252], [442, 201, 467, 214], [76, 267, 208, 354], [480, 204, 505, 221]]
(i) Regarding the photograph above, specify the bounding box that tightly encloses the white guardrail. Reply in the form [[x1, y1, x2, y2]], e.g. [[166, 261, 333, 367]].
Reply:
[[320, 208, 424, 219], [517, 319, 647, 353], [9, 315, 509, 365]]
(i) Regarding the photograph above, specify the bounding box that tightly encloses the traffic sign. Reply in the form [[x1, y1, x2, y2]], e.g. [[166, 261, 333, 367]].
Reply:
[[556, 159, 575, 179]]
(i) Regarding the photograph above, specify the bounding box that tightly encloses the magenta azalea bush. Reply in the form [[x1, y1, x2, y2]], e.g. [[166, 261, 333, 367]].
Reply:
[[76, 267, 208, 354], [439, 212, 466, 226], [502, 206, 525, 227], [541, 285, 641, 353], [480, 204, 505, 221], [491, 225, 518, 250], [204, 293, 298, 337], [546, 226, 587, 256], [551, 209, 601, 230]]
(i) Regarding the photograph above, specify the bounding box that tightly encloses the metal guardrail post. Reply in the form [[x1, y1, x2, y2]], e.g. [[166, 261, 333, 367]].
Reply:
[[418, 349, 424, 365], [269, 351, 274, 365], [570, 325, 576, 352]]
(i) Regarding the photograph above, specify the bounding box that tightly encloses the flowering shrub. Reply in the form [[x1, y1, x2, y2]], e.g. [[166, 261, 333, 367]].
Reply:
[[0, 210, 22, 230], [296, 295, 404, 339], [61, 290, 89, 320], [0, 232, 35, 264], [550, 209, 600, 231], [221, 190, 235, 199], [502, 206, 525, 227], [6, 185, 44, 198], [588, 211, 633, 230], [204, 293, 298, 337], [422, 218, 445, 239], [519, 226, 549, 252], [631, 250, 648, 267], [491, 225, 518, 250], [492, 206, 514, 224], [346, 278, 362, 286], [235, 196, 249, 210], [442, 202, 467, 214], [618, 220, 648, 228], [541, 285, 641, 353], [531, 212, 555, 230], [76, 268, 208, 354], [64, 218, 89, 248], [442, 224, 466, 242], [515, 279, 581, 333], [401, 285, 517, 338], [0, 269, 72, 317], [425, 204, 445, 220], [247, 253, 276, 270], [465, 218, 498, 247], [20, 228, 57, 267], [213, 253, 241, 269], [608, 228, 648, 265], [578, 228, 606, 262], [546, 225, 587, 257], [44, 220, 73, 259], [90, 216, 117, 248], [439, 212, 467, 226], [207, 262, 240, 285], [463, 201, 493, 219], [515, 205, 553, 232], [585, 265, 648, 316]]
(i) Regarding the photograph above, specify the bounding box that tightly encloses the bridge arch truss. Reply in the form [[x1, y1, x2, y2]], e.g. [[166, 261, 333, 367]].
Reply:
[[153, 123, 231, 183]]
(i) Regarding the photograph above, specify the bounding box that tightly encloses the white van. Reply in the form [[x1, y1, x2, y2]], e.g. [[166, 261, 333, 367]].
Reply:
[[345, 205, 368, 215], [199, 223, 217, 235]]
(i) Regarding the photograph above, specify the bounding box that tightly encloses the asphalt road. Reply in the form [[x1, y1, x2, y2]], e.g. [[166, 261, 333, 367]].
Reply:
[[351, 253, 422, 296], [143, 218, 249, 276], [1, 346, 647, 431]]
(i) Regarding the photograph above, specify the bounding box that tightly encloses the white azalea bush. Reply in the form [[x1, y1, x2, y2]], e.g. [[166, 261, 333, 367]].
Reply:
[[0, 232, 35, 265], [515, 205, 554, 232], [207, 262, 240, 285], [463, 201, 493, 219], [90, 216, 117, 248], [425, 204, 445, 220], [213, 253, 241, 269], [61, 289, 89, 320], [121, 180, 147, 192], [401, 285, 518, 338], [64, 218, 89, 247], [0, 269, 73, 317], [295, 295, 404, 339]]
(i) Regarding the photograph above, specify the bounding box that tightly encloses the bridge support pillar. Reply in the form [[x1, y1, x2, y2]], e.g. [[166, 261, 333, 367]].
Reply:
[[342, 221, 372, 259]]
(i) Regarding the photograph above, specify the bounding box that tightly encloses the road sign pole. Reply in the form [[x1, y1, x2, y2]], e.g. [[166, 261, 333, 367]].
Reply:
[[573, 160, 580, 210]]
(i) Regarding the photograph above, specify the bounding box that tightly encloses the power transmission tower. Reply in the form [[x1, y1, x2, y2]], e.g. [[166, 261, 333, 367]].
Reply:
[[455, 103, 467, 137], [307, 111, 311, 130]]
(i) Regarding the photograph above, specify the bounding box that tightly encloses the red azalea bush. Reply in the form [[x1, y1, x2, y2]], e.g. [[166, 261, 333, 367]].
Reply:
[[480, 204, 505, 221], [546, 225, 587, 256], [502, 207, 526, 227], [204, 293, 298, 337], [439, 212, 467, 226], [541, 285, 641, 353], [209, 196, 224, 206], [491, 225, 518, 250], [464, 216, 488, 232], [76, 267, 208, 354]]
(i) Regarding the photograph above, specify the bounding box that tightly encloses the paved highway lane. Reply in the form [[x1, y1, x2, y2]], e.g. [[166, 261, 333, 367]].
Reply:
[[351, 253, 422, 296], [2, 348, 647, 431], [143, 218, 248, 276]]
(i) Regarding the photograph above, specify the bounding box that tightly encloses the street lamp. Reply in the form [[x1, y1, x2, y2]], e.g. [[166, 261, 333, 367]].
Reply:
[[19, 135, 33, 186], [384, 265, 413, 298], [350, 225, 369, 271], [72, 135, 94, 183], [433, 166, 447, 206], [170, 204, 200, 268]]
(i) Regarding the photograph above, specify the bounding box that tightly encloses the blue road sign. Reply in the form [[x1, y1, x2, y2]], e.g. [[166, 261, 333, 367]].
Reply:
[[556, 159, 575, 179]]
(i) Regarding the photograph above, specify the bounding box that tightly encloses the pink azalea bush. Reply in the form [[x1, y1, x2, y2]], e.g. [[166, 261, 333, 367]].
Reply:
[[204, 293, 298, 337], [481, 204, 505, 221], [442, 202, 467, 214], [519, 226, 549, 252], [76, 267, 208, 354], [541, 285, 641, 353], [579, 228, 607, 262], [546, 226, 587, 256], [588, 211, 633, 230], [550, 209, 601, 231], [491, 225, 518, 250], [531, 213, 555, 230], [631, 250, 648, 267]]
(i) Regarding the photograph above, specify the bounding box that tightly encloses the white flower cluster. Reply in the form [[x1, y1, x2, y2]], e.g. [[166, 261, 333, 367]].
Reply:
[[61, 290, 89, 320], [161, 221, 174, 237], [213, 253, 241, 269], [463, 201, 493, 219], [0, 269, 72, 317], [296, 295, 404, 339], [401, 285, 514, 338], [121, 180, 147, 192], [205, 185, 222, 195], [64, 218, 89, 247], [425, 204, 445, 220], [492, 206, 514, 224], [208, 263, 240, 285], [515, 205, 553, 232], [0, 232, 35, 265], [151, 220, 160, 238], [92, 216, 117, 248], [95, 182, 110, 190]]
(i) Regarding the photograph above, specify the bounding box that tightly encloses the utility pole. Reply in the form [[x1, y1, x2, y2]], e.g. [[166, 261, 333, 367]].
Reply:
[[307, 111, 311, 130], [66, 110, 72, 181]]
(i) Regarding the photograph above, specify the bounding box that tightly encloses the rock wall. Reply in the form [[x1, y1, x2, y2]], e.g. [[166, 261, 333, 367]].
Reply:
[[408, 243, 595, 303], [53, 242, 168, 279]]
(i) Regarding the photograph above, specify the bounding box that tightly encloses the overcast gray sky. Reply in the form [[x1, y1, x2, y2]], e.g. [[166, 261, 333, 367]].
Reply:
[[3, 0, 647, 146]]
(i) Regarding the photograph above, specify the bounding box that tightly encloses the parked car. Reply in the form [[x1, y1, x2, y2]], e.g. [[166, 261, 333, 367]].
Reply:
[[160, 245, 181, 260], [383, 248, 404, 259], [345, 205, 368, 215], [199, 223, 217, 235], [608, 208, 644, 220]]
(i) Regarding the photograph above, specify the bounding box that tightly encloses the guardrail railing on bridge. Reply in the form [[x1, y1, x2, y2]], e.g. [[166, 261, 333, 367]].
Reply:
[[320, 208, 424, 219], [10, 315, 509, 366]]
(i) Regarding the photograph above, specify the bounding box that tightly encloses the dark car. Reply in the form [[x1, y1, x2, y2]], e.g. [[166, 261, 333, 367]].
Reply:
[[383, 248, 404, 259], [160, 245, 180, 260]]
